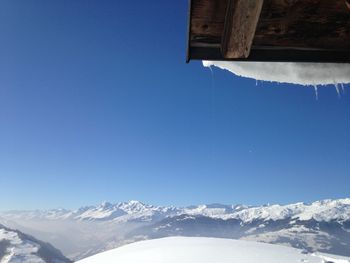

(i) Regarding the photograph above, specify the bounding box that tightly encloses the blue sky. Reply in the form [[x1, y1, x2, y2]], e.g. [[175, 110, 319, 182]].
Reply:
[[0, 0, 349, 210]]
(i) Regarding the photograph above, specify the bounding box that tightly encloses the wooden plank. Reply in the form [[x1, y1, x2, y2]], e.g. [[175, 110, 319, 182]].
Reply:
[[221, 0, 264, 58], [190, 0, 228, 44], [253, 0, 350, 50], [189, 45, 350, 63]]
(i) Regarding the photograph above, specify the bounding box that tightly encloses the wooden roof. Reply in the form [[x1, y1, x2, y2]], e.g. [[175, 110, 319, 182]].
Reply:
[[187, 0, 350, 63]]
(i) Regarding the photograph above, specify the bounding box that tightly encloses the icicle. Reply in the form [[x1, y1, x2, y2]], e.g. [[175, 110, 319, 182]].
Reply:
[[340, 83, 345, 93], [335, 83, 341, 98], [207, 66, 215, 89], [208, 65, 216, 104], [313, 85, 319, 100]]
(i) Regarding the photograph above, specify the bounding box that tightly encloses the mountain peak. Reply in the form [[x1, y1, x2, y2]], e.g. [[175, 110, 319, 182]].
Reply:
[[99, 201, 113, 208]]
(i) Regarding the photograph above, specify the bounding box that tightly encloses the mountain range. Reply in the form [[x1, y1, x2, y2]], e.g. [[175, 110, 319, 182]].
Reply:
[[1, 198, 349, 260]]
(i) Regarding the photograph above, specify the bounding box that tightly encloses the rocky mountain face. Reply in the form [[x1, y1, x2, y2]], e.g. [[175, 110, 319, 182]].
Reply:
[[1, 199, 349, 260], [0, 224, 72, 263]]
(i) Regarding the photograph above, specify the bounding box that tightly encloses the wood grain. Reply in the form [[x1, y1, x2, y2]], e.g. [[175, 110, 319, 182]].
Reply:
[[190, 0, 228, 44], [253, 0, 350, 50], [221, 0, 264, 58], [189, 0, 350, 50]]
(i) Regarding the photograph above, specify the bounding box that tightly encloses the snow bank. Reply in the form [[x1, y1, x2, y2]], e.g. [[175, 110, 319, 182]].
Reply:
[[203, 61, 350, 86], [77, 237, 350, 263]]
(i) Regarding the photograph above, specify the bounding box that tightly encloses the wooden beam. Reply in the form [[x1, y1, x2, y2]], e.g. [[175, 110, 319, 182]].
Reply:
[[253, 0, 350, 50], [190, 0, 228, 44], [221, 0, 264, 59], [189, 45, 350, 63]]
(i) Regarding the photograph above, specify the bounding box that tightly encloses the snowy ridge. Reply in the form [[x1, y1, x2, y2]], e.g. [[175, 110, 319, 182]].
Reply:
[[226, 199, 350, 223], [75, 201, 179, 222], [0, 227, 44, 263], [77, 237, 350, 263], [183, 198, 350, 223], [2, 198, 349, 223], [1, 201, 179, 222], [0, 224, 71, 263], [183, 204, 250, 218]]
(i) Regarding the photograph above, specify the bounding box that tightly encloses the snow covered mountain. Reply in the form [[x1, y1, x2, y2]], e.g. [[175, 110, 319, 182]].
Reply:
[[184, 199, 350, 222], [2, 199, 349, 223], [1, 198, 349, 260], [1, 201, 180, 223], [77, 237, 350, 263], [0, 224, 72, 263]]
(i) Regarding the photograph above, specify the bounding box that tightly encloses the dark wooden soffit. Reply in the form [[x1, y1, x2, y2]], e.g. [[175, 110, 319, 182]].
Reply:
[[187, 0, 350, 63]]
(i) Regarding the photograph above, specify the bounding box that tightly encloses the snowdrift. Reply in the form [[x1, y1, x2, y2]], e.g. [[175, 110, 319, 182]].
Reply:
[[77, 237, 350, 263], [203, 61, 350, 86]]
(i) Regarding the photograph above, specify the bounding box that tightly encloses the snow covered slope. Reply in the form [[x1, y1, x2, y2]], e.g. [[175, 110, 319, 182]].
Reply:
[[0, 224, 72, 263], [77, 237, 350, 263]]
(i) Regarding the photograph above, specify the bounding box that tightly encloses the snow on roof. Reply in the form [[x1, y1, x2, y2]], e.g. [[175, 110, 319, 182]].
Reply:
[[203, 61, 350, 86], [77, 237, 350, 263]]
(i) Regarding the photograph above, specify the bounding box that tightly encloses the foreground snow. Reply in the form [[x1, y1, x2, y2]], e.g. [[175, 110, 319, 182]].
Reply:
[[203, 61, 350, 86], [77, 237, 350, 263]]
